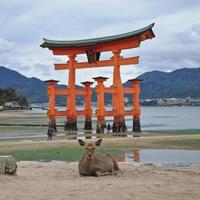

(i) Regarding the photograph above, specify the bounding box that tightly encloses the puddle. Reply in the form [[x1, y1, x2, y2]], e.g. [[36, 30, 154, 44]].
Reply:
[[117, 149, 200, 166]]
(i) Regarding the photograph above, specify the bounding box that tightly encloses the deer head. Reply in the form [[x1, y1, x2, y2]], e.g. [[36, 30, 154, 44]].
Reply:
[[78, 139, 102, 158]]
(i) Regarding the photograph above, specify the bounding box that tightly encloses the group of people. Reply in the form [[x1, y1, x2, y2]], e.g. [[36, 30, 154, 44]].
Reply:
[[96, 121, 127, 134]]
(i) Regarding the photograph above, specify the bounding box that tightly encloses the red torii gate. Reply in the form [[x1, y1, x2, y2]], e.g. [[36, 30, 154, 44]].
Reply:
[[41, 23, 155, 133]]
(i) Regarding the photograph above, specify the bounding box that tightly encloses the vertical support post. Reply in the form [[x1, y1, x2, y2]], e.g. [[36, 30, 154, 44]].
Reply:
[[112, 50, 126, 133], [128, 79, 142, 133], [81, 81, 94, 130], [93, 77, 108, 134], [65, 54, 77, 132], [45, 80, 59, 133]]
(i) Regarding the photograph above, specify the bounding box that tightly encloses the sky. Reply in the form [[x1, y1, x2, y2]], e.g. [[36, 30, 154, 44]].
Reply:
[[0, 0, 200, 86]]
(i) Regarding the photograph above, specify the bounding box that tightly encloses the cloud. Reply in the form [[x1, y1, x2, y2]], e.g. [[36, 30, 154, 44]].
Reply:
[[0, 38, 15, 55], [33, 63, 52, 76], [0, 0, 200, 85], [137, 22, 200, 71]]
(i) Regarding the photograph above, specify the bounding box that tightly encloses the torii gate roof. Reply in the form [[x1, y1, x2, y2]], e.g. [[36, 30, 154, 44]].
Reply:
[[40, 23, 155, 48]]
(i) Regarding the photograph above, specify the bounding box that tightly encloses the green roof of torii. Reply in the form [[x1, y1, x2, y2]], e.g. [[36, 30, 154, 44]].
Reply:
[[40, 23, 155, 48]]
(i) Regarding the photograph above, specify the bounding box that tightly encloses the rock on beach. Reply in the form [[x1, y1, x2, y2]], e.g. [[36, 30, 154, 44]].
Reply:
[[0, 155, 17, 175]]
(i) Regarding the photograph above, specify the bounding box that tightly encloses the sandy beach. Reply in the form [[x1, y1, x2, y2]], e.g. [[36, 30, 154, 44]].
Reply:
[[0, 161, 200, 200], [0, 111, 200, 200], [1, 0, 200, 199]]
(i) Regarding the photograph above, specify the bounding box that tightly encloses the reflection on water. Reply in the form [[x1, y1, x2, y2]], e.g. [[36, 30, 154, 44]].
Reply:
[[117, 149, 140, 163], [116, 149, 200, 166]]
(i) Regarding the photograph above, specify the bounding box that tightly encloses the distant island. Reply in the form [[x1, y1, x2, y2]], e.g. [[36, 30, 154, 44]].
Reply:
[[0, 66, 200, 106], [139, 97, 200, 106], [0, 88, 30, 110]]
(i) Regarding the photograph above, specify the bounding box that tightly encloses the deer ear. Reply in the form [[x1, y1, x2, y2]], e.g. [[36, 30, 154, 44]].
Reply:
[[78, 139, 85, 146], [95, 139, 102, 146]]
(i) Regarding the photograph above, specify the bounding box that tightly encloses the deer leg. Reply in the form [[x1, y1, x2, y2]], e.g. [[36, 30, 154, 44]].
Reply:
[[106, 153, 120, 171], [112, 159, 120, 171], [94, 171, 112, 176]]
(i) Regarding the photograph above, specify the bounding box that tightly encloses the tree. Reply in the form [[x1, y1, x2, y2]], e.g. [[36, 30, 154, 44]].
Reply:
[[0, 88, 29, 107]]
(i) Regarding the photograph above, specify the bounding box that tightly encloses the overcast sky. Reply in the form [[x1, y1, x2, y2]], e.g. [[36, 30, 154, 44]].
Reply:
[[0, 0, 200, 85]]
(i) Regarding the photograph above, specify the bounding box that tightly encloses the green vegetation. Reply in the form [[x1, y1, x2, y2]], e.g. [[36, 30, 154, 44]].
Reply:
[[0, 88, 29, 107], [0, 147, 122, 162], [154, 139, 200, 149], [1, 138, 200, 162]]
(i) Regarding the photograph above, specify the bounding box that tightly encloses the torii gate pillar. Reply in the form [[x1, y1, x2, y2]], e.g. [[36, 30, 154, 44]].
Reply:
[[45, 79, 59, 132], [65, 54, 77, 131], [81, 81, 94, 130], [93, 76, 108, 133], [128, 79, 142, 132], [112, 50, 127, 132]]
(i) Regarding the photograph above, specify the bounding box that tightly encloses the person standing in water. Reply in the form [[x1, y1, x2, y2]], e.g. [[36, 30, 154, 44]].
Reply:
[[47, 124, 53, 140]]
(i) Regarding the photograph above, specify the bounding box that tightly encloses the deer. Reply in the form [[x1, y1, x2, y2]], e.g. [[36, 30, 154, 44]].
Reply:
[[78, 139, 120, 176]]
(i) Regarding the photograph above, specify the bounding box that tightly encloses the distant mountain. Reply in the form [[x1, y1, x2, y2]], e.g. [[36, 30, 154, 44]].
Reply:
[[0, 66, 200, 103], [124, 68, 200, 99], [0, 66, 83, 103]]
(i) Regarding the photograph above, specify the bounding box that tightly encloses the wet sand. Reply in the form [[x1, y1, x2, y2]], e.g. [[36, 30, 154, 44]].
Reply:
[[0, 161, 199, 200]]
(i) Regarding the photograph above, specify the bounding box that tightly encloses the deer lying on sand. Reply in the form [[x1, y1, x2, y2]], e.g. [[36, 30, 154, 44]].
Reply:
[[78, 139, 120, 176]]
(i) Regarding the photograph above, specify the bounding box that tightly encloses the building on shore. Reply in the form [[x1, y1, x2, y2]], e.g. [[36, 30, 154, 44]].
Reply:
[[2, 101, 31, 110], [140, 97, 200, 106]]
